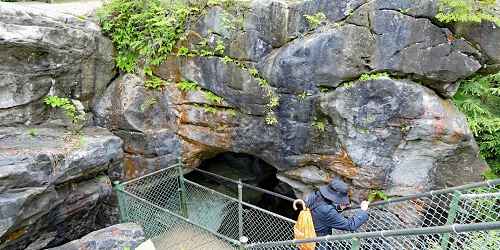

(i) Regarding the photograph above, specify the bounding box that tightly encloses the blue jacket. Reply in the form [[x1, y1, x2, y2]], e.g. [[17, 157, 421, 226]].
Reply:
[[306, 192, 368, 236]]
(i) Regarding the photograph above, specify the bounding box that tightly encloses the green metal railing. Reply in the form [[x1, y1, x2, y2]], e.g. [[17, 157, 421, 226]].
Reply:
[[115, 162, 500, 249]]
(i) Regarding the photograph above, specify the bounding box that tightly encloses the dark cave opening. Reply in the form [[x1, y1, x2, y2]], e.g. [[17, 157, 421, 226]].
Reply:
[[184, 152, 299, 220]]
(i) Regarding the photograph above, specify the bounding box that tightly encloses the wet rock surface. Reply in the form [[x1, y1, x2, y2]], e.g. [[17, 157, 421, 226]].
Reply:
[[0, 2, 115, 126], [0, 127, 123, 249]]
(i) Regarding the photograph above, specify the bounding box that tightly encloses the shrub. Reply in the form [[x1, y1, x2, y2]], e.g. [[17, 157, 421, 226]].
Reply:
[[453, 72, 500, 178], [436, 0, 500, 26], [98, 0, 194, 74]]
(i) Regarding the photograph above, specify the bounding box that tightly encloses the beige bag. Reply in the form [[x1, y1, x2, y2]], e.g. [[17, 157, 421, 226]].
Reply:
[[293, 199, 317, 250]]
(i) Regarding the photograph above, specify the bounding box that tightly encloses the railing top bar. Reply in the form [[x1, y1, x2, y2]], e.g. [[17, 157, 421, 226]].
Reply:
[[246, 221, 500, 248], [190, 167, 296, 202], [347, 178, 500, 211], [122, 189, 241, 246], [121, 163, 181, 186]]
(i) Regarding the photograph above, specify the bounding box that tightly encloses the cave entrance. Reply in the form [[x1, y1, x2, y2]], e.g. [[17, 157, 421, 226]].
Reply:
[[184, 152, 299, 220]]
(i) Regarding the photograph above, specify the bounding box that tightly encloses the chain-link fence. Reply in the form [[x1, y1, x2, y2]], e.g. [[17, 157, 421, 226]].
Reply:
[[115, 162, 500, 249], [115, 163, 295, 249], [247, 179, 500, 249], [246, 222, 500, 250], [337, 179, 500, 234]]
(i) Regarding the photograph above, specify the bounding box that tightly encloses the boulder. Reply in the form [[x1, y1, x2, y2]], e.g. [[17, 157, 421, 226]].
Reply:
[[47, 223, 145, 250], [320, 78, 487, 195], [0, 3, 115, 126], [0, 126, 123, 249]]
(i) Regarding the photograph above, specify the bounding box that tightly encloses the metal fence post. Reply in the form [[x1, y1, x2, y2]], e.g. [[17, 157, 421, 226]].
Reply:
[[114, 181, 128, 223], [440, 191, 462, 249], [238, 179, 244, 249], [350, 237, 360, 250], [177, 160, 189, 218]]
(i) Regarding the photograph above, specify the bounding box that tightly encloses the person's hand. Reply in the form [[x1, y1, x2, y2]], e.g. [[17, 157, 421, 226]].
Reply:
[[360, 201, 370, 211]]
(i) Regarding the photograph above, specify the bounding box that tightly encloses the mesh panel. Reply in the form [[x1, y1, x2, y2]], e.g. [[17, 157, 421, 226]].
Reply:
[[246, 231, 500, 250], [117, 164, 499, 250]]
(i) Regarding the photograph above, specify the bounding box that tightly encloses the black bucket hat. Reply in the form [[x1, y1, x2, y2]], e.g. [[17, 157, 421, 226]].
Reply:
[[319, 178, 350, 205]]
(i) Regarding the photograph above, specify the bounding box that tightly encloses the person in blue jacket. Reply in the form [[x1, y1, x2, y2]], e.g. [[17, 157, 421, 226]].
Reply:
[[304, 178, 370, 238]]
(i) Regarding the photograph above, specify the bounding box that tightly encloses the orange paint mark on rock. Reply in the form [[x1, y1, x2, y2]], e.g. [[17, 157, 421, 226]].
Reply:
[[6, 227, 26, 242], [123, 156, 141, 180], [433, 119, 446, 139]]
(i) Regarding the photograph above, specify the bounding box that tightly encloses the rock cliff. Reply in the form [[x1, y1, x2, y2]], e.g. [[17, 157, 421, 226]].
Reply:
[[0, 0, 498, 249]]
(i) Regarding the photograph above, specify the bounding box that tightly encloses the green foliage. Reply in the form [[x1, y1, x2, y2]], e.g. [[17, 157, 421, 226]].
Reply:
[[318, 86, 332, 93], [436, 0, 500, 26], [28, 128, 37, 137], [227, 109, 237, 117], [312, 118, 326, 132], [359, 72, 390, 81], [368, 190, 389, 202], [177, 47, 190, 57], [43, 96, 84, 124], [304, 12, 327, 29], [453, 72, 500, 177], [248, 68, 259, 78], [203, 105, 218, 114], [466, 231, 500, 249], [144, 75, 168, 89], [222, 56, 234, 64], [140, 97, 158, 112], [298, 91, 312, 101], [215, 39, 225, 55], [98, 0, 195, 74], [176, 80, 200, 92], [265, 112, 279, 125], [203, 90, 224, 104]]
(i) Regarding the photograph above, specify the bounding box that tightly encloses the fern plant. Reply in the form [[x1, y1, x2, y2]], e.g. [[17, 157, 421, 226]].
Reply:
[[453, 72, 500, 177], [98, 0, 195, 82], [436, 0, 500, 26], [44, 96, 86, 128], [176, 80, 200, 92]]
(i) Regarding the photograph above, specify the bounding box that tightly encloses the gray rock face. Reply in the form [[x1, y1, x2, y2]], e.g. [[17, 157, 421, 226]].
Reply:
[[0, 127, 123, 250], [260, 24, 375, 93], [0, 3, 115, 126], [454, 21, 500, 65], [1, 1, 494, 248], [320, 78, 487, 195], [93, 0, 488, 200], [261, 6, 481, 97], [47, 223, 145, 250]]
